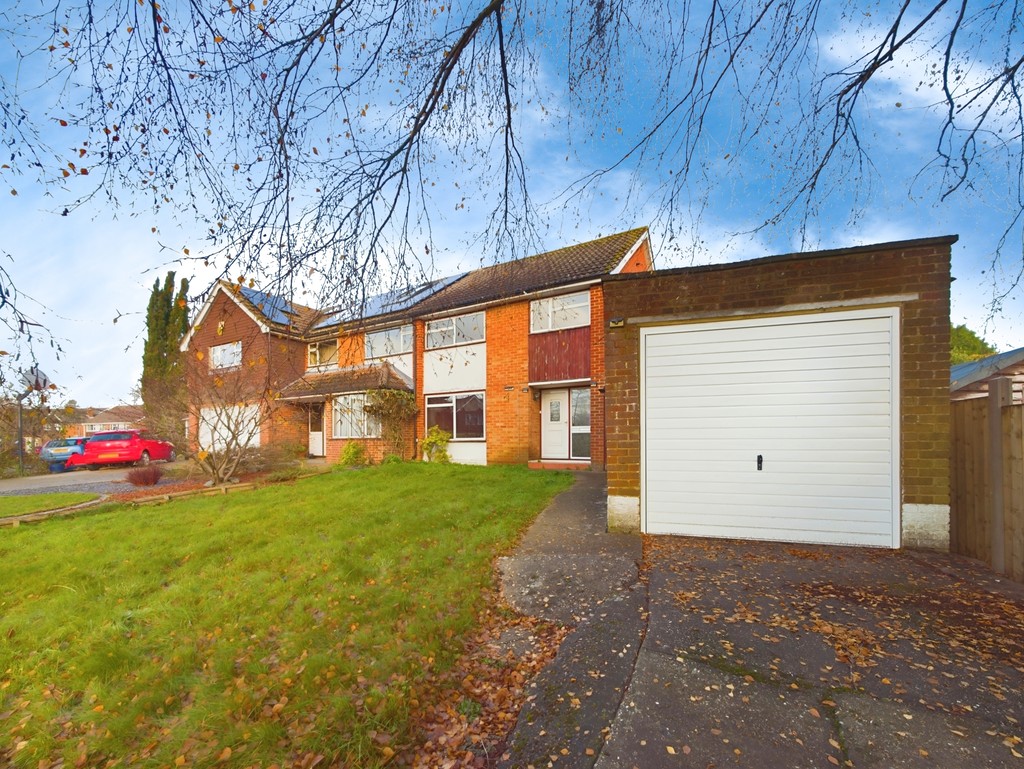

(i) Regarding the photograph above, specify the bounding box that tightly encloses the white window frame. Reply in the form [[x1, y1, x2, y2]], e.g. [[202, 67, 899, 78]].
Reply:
[[426, 312, 485, 350], [425, 392, 486, 441], [332, 393, 381, 439], [569, 387, 592, 460], [307, 339, 339, 369], [365, 324, 413, 360], [530, 291, 591, 333], [209, 341, 242, 370]]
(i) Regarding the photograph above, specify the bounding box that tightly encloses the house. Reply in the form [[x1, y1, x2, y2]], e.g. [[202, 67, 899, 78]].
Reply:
[[601, 235, 956, 552], [182, 231, 955, 553], [63, 405, 145, 438], [179, 283, 321, 455], [182, 228, 653, 465], [950, 346, 1024, 402]]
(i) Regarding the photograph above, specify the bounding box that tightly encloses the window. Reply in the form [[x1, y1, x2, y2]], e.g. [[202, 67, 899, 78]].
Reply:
[[570, 388, 591, 459], [332, 393, 380, 439], [307, 339, 339, 368], [210, 341, 242, 369], [426, 312, 485, 349], [530, 291, 591, 333], [425, 393, 485, 440], [365, 324, 413, 359]]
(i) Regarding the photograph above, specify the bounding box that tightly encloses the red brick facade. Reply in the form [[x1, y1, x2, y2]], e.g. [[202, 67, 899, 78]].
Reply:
[[184, 288, 307, 452], [184, 229, 652, 468], [601, 236, 954, 546]]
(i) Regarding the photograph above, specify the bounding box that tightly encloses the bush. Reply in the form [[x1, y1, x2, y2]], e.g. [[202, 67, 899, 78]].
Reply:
[[126, 465, 164, 486], [420, 425, 451, 464], [381, 453, 404, 465], [337, 441, 368, 468]]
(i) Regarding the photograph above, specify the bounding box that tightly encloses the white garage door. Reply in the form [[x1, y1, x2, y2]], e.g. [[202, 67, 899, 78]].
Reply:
[[642, 308, 899, 548]]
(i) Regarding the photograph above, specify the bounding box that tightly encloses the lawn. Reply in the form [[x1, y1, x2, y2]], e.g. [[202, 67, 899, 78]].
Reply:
[[0, 492, 98, 518], [0, 463, 572, 768]]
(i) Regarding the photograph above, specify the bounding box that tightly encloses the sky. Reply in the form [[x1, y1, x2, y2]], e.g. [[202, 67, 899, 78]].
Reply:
[[1, 1, 1022, 408]]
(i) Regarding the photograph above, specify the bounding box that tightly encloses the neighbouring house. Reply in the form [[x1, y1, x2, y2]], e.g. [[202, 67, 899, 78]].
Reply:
[[602, 235, 956, 552], [179, 284, 321, 456], [182, 227, 653, 465], [950, 346, 1024, 402], [62, 405, 145, 438]]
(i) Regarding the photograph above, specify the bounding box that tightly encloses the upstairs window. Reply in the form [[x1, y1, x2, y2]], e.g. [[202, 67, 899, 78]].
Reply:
[[426, 312, 485, 349], [210, 341, 242, 369], [530, 291, 590, 333], [307, 339, 339, 368], [365, 324, 413, 359]]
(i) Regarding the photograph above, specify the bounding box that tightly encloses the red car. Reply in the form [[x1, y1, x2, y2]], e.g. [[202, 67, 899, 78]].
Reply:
[[65, 430, 176, 470]]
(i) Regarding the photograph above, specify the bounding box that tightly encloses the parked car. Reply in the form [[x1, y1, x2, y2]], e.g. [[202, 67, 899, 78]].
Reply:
[[65, 430, 176, 470], [39, 437, 88, 472]]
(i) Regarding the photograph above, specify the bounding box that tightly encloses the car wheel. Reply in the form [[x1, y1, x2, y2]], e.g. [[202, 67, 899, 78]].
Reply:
[[168, 449, 176, 463], [138, 451, 151, 466]]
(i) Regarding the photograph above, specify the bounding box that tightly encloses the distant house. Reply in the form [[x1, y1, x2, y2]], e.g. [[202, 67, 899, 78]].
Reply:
[[63, 405, 145, 438], [950, 346, 1024, 402]]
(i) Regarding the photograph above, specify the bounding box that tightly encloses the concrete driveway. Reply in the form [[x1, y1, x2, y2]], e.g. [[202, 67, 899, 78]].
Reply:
[[0, 466, 131, 495], [500, 474, 1024, 768]]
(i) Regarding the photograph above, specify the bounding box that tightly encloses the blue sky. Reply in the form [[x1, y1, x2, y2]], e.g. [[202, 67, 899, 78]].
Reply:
[[1, 1, 1021, 407]]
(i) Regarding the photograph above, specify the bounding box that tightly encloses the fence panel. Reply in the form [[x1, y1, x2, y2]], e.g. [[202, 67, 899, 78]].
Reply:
[[951, 394, 1024, 582]]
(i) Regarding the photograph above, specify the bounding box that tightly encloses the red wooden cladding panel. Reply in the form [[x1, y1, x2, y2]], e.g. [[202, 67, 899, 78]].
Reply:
[[528, 326, 591, 382]]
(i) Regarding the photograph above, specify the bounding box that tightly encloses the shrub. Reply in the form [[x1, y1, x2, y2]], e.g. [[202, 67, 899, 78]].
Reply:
[[337, 441, 368, 468], [364, 389, 418, 459], [381, 453, 404, 465], [126, 465, 164, 486], [420, 425, 451, 464]]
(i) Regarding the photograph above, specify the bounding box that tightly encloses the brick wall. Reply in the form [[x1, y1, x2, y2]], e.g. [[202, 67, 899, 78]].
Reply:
[[618, 238, 653, 273], [603, 237, 954, 544], [486, 301, 532, 464]]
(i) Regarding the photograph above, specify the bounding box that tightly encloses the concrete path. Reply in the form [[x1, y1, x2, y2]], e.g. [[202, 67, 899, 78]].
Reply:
[[499, 473, 1024, 768], [0, 466, 131, 495]]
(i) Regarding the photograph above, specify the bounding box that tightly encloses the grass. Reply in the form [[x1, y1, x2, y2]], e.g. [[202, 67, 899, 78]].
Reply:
[[0, 463, 572, 768], [0, 492, 98, 518]]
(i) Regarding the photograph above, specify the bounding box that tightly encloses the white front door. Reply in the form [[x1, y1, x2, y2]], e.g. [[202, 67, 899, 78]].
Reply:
[[541, 390, 569, 459], [308, 404, 325, 457]]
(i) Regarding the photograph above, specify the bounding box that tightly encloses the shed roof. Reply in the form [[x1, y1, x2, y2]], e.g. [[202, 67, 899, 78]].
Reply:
[[951, 346, 1024, 401]]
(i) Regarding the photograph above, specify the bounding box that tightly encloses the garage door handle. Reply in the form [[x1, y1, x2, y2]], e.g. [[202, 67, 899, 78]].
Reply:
[[757, 454, 763, 471]]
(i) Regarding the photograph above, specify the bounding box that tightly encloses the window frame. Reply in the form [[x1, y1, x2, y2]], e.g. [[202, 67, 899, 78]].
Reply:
[[425, 312, 485, 350], [530, 291, 591, 334], [209, 340, 242, 370], [425, 391, 486, 441], [307, 339, 339, 369], [365, 324, 413, 360], [332, 392, 381, 439]]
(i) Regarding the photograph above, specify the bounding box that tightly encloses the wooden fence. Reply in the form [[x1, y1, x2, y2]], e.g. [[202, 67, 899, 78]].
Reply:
[[950, 377, 1024, 582]]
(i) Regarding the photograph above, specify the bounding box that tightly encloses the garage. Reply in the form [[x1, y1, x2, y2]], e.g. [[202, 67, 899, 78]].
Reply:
[[641, 308, 900, 548]]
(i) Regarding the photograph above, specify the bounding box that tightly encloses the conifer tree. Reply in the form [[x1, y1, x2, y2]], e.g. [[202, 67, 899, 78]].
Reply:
[[141, 273, 189, 443]]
